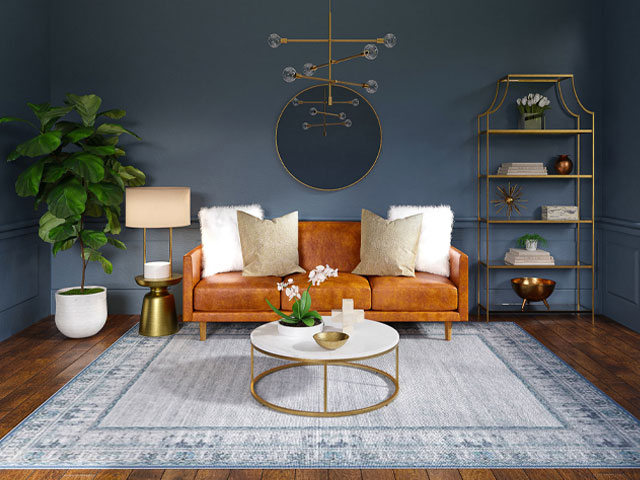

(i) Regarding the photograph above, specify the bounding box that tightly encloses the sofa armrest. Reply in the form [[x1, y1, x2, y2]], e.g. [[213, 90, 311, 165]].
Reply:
[[449, 246, 469, 321], [183, 245, 203, 322]]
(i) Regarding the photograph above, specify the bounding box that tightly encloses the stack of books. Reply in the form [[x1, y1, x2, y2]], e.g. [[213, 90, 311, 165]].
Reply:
[[504, 248, 555, 265], [497, 162, 548, 175]]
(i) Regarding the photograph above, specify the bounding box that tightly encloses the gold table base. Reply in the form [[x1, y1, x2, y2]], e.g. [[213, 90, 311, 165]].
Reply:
[[250, 344, 399, 417], [135, 274, 182, 337]]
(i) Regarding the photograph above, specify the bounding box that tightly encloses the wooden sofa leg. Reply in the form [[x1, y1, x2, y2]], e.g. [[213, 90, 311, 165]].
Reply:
[[200, 322, 207, 341], [445, 321, 452, 341]]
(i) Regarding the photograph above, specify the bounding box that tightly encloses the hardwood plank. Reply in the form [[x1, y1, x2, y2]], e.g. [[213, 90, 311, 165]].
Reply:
[[427, 470, 463, 480], [328, 471, 361, 480], [227, 471, 261, 480], [94, 471, 132, 480], [589, 470, 632, 480], [194, 471, 230, 480], [263, 470, 295, 480], [295, 471, 329, 480], [459, 470, 496, 480], [393, 470, 429, 480], [27, 471, 67, 480], [127, 471, 166, 480], [524, 470, 564, 480], [160, 471, 197, 480], [361, 470, 394, 480], [558, 469, 597, 480], [491, 470, 528, 480], [0, 470, 34, 480], [61, 474, 97, 480]]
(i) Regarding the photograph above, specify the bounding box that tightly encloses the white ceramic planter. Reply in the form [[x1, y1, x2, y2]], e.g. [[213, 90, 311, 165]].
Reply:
[[277, 320, 323, 339], [525, 239, 538, 251], [55, 286, 108, 338]]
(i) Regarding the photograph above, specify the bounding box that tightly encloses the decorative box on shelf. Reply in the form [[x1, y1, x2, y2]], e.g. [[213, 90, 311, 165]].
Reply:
[[541, 205, 579, 220]]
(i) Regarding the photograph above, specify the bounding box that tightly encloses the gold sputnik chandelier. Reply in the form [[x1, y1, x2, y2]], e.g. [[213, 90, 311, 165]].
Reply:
[[268, 0, 396, 130]]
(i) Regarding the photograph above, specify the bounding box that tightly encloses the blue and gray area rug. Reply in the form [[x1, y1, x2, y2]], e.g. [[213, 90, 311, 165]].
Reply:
[[0, 322, 639, 469]]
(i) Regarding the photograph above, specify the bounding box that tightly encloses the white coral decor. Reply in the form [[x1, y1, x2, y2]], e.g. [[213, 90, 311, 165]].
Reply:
[[308, 264, 339, 286]]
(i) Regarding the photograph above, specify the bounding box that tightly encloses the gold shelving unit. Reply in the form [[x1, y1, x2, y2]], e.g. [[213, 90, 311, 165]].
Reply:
[[477, 74, 595, 322]]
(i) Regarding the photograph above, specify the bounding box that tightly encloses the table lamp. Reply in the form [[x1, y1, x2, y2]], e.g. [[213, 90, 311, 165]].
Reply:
[[125, 187, 191, 336]]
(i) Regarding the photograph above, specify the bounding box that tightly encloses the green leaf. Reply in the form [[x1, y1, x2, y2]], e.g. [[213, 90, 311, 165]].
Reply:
[[65, 127, 94, 143], [279, 317, 298, 324], [306, 310, 322, 321], [52, 238, 75, 256], [119, 165, 145, 186], [107, 237, 126, 249], [15, 160, 45, 197], [99, 255, 113, 274], [54, 121, 83, 135], [46, 178, 87, 217], [42, 165, 68, 183], [38, 211, 65, 243], [64, 153, 105, 183], [98, 109, 126, 119], [96, 123, 141, 140], [106, 168, 125, 190], [13, 131, 62, 159], [80, 229, 108, 249], [104, 207, 121, 234], [83, 247, 101, 261], [113, 148, 126, 158], [265, 298, 296, 321], [65, 94, 102, 127], [7, 149, 20, 162], [84, 198, 103, 217], [49, 223, 77, 242], [301, 317, 316, 327], [27, 103, 73, 130], [88, 182, 123, 206], [0, 116, 37, 129], [300, 289, 311, 315], [82, 145, 116, 156], [292, 301, 301, 319]]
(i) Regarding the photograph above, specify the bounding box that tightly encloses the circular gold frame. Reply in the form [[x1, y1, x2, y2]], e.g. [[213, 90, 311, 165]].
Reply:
[[250, 343, 399, 417], [275, 84, 382, 192]]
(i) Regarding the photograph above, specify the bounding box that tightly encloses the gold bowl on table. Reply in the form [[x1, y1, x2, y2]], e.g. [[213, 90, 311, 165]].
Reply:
[[511, 277, 556, 310], [313, 331, 350, 350]]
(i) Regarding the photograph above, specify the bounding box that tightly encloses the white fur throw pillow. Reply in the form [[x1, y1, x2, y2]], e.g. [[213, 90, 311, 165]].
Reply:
[[198, 204, 264, 277], [387, 205, 454, 277]]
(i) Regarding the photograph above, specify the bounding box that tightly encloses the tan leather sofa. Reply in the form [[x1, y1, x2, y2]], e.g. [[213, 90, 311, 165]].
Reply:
[[183, 221, 468, 340]]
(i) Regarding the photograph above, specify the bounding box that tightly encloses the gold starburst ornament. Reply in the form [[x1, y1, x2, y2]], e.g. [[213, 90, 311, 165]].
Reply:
[[492, 183, 527, 219]]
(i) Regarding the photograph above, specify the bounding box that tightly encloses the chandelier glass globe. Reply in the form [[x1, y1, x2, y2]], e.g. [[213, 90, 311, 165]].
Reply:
[[338, 112, 347, 120], [383, 33, 397, 48], [364, 79, 379, 94], [351, 98, 360, 107], [344, 119, 353, 128], [292, 97, 300, 107], [309, 107, 318, 116], [303, 63, 316, 76], [267, 33, 282, 48], [282, 67, 297, 83], [302, 122, 310, 130], [364, 44, 378, 60]]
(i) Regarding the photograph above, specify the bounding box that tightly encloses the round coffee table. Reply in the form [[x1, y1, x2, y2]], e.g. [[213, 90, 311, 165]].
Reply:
[[250, 319, 399, 417]]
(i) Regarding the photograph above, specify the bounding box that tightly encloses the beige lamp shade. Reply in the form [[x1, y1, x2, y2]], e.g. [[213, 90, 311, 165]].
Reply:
[[125, 187, 191, 228]]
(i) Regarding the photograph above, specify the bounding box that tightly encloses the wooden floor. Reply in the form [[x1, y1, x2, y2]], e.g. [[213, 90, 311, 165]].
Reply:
[[0, 314, 639, 479]]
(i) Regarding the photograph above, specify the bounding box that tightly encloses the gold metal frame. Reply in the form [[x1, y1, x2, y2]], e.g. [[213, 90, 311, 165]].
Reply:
[[476, 74, 595, 323], [142, 227, 175, 272], [275, 84, 382, 192], [250, 343, 399, 417]]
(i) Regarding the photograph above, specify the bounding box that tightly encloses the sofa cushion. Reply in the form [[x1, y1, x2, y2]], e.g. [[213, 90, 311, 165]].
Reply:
[[194, 272, 281, 311], [369, 272, 458, 311], [298, 221, 361, 272], [281, 273, 371, 311]]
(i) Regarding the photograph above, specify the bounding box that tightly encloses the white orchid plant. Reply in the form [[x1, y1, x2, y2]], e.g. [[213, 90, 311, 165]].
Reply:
[[265, 265, 338, 327], [517, 93, 551, 115]]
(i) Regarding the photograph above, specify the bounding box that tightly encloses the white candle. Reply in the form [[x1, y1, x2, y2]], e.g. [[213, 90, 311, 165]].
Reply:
[[144, 261, 171, 279]]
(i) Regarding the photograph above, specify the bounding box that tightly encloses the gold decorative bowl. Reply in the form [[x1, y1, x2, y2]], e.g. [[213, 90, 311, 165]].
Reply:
[[313, 331, 349, 350], [511, 277, 556, 310]]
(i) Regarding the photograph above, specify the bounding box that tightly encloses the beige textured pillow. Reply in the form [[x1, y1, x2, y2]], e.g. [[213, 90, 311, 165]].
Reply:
[[237, 210, 305, 276], [352, 209, 423, 277]]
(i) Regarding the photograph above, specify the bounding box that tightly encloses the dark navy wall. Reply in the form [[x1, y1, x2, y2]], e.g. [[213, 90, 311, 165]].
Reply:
[[47, 0, 604, 315], [601, 0, 640, 332], [0, 0, 52, 340]]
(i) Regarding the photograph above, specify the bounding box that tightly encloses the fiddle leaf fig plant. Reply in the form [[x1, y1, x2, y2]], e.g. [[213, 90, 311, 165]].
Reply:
[[1, 94, 146, 293]]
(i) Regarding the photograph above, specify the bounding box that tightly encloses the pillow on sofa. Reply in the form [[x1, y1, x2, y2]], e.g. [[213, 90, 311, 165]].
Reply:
[[237, 210, 305, 277], [198, 204, 264, 277], [352, 209, 423, 277], [388, 205, 454, 277]]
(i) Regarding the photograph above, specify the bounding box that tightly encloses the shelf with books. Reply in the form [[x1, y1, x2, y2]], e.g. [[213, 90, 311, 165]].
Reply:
[[477, 73, 595, 323]]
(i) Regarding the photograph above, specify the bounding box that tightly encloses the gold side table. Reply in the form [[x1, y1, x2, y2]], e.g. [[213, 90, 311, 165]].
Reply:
[[135, 273, 182, 337]]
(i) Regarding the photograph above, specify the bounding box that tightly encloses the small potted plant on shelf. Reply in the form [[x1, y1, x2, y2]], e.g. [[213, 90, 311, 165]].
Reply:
[[1, 94, 145, 338], [265, 265, 338, 339], [516, 93, 551, 129], [517, 233, 547, 251]]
